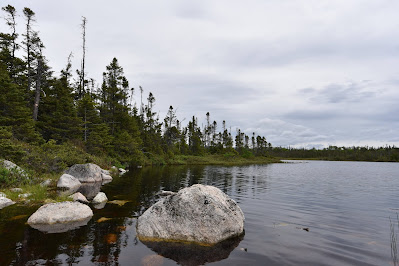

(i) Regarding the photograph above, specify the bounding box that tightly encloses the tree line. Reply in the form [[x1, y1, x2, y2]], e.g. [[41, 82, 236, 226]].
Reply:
[[0, 5, 272, 168], [269, 146, 399, 162]]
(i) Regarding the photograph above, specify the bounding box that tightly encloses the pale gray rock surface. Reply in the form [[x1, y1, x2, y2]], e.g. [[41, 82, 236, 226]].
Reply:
[[101, 173, 113, 182], [0, 197, 15, 209], [0, 192, 6, 198], [18, 193, 31, 199], [65, 163, 103, 183], [92, 192, 108, 204], [27, 202, 93, 233], [40, 179, 52, 187], [119, 168, 127, 175], [57, 174, 81, 192], [93, 202, 106, 209], [101, 169, 110, 176], [0, 159, 28, 178], [157, 190, 176, 197], [69, 192, 89, 204], [137, 184, 245, 245]]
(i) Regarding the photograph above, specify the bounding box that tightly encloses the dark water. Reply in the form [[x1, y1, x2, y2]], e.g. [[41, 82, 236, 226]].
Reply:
[[1, 161, 398, 265]]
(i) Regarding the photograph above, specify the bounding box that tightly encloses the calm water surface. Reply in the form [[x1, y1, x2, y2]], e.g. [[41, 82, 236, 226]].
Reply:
[[0, 160, 398, 265]]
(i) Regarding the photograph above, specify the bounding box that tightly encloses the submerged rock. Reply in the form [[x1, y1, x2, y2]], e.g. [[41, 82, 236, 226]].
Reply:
[[137, 184, 245, 245], [0, 197, 15, 210], [27, 202, 93, 233]]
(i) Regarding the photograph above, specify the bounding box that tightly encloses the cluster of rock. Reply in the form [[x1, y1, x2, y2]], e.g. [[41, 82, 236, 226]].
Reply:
[[56, 163, 111, 208], [28, 163, 114, 233], [2, 159, 245, 248]]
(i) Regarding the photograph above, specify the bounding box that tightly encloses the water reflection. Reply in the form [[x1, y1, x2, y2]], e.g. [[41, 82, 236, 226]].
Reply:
[[2, 162, 397, 265], [141, 233, 244, 265], [1, 165, 260, 265], [29, 217, 92, 233]]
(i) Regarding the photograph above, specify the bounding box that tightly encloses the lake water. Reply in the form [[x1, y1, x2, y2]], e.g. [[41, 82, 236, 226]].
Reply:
[[1, 160, 398, 265]]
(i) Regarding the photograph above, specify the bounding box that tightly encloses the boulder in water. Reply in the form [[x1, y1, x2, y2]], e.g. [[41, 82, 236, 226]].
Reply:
[[137, 184, 245, 245], [92, 192, 108, 204], [27, 202, 93, 233], [0, 197, 15, 210], [65, 163, 103, 183], [57, 174, 81, 192]]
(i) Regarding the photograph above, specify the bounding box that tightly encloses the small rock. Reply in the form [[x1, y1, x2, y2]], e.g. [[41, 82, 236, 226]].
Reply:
[[108, 200, 129, 206], [57, 174, 81, 192], [18, 193, 31, 199], [10, 188, 23, 193], [92, 192, 108, 204], [0, 192, 6, 198], [40, 179, 52, 187], [93, 202, 106, 209], [101, 169, 110, 176], [97, 217, 112, 223], [69, 192, 89, 204], [141, 254, 164, 266], [0, 197, 15, 209], [101, 173, 113, 182], [119, 168, 127, 175]]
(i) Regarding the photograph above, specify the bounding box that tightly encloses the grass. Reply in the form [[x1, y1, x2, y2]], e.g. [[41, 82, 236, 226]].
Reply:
[[1, 172, 72, 205]]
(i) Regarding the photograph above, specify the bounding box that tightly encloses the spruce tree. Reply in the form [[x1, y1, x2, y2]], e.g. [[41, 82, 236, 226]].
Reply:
[[38, 59, 82, 142]]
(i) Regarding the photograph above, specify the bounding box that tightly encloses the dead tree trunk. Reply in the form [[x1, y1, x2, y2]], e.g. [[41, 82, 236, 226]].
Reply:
[[32, 59, 42, 121]]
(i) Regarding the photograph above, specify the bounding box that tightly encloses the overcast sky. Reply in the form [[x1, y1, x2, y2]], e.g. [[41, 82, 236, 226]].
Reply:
[[3, 0, 399, 148]]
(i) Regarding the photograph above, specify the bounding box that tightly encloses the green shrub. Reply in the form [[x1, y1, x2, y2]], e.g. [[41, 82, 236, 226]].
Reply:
[[0, 166, 29, 188]]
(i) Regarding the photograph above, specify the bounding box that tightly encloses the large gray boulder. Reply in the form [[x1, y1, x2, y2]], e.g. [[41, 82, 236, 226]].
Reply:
[[57, 174, 81, 192], [65, 163, 103, 183], [136, 184, 245, 245], [27, 202, 93, 233]]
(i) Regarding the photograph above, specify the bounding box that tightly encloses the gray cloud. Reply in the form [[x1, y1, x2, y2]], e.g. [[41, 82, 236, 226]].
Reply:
[[3, 0, 399, 148]]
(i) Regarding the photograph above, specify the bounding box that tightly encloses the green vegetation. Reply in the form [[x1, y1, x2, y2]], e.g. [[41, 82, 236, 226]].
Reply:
[[269, 146, 399, 162], [0, 5, 276, 194], [0, 166, 28, 188]]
